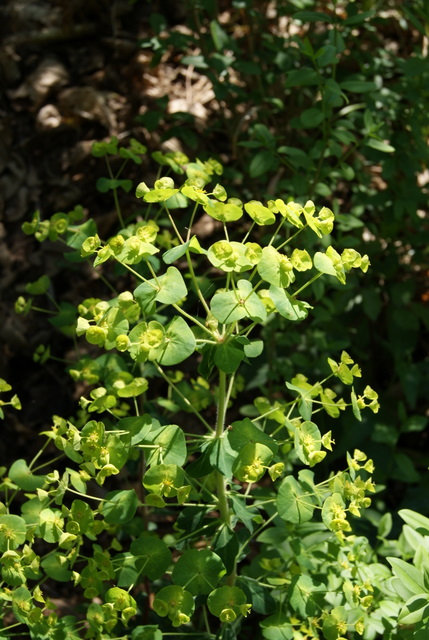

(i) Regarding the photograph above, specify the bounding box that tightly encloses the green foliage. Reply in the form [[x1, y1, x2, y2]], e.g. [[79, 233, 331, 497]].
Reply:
[[139, 1, 429, 501], [3, 143, 426, 640], [3, 2, 429, 637]]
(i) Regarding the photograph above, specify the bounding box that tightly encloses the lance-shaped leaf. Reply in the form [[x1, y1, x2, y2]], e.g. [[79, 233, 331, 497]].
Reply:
[[398, 594, 429, 626], [210, 279, 267, 324], [387, 557, 427, 597], [277, 475, 316, 524], [172, 548, 226, 595]]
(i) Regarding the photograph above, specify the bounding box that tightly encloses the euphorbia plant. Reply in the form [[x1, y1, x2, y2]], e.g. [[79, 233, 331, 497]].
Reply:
[[3, 147, 391, 640]]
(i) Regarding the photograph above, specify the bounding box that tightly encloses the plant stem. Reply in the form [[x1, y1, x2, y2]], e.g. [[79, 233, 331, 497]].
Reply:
[[214, 370, 231, 528], [186, 250, 211, 316], [171, 303, 212, 336], [292, 272, 323, 298]]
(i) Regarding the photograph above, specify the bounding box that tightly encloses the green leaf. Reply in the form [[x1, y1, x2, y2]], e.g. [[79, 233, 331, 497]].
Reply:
[[244, 200, 276, 225], [96, 178, 133, 193], [40, 553, 72, 582], [0, 515, 27, 551], [143, 424, 187, 466], [155, 267, 188, 304], [153, 585, 195, 623], [340, 80, 377, 93], [144, 188, 179, 202], [101, 489, 139, 524], [398, 594, 429, 625], [182, 54, 209, 68], [399, 509, 429, 536], [227, 418, 277, 456], [258, 246, 294, 288], [39, 508, 64, 542], [203, 199, 243, 222], [269, 287, 311, 321], [209, 437, 236, 478], [351, 388, 362, 421], [285, 68, 320, 87], [131, 626, 162, 640], [214, 339, 245, 374], [210, 280, 267, 324], [11, 586, 33, 623], [377, 512, 393, 539], [9, 459, 45, 491], [243, 339, 263, 358], [289, 575, 324, 617], [293, 10, 333, 22], [277, 476, 315, 524], [260, 611, 294, 639], [366, 138, 395, 153], [105, 587, 136, 611], [210, 20, 230, 50], [211, 525, 240, 574], [232, 442, 274, 482], [134, 267, 187, 309], [123, 534, 172, 581], [300, 108, 325, 128], [207, 585, 248, 618], [156, 316, 196, 366], [163, 240, 191, 264], [116, 415, 154, 446], [25, 275, 51, 295], [171, 548, 226, 595], [92, 137, 118, 157], [314, 250, 345, 284], [387, 557, 426, 596], [143, 464, 185, 497], [249, 151, 277, 179], [294, 421, 324, 467], [70, 500, 94, 534]]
